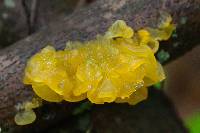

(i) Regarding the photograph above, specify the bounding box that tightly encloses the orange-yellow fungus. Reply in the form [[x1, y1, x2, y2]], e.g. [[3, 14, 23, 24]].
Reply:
[[23, 19, 174, 105]]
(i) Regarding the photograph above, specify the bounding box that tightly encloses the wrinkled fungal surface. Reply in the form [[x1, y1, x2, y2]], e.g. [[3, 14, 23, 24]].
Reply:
[[23, 17, 174, 105]]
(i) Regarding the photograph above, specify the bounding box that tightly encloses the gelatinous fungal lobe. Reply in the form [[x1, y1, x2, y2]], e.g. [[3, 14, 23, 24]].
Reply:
[[14, 98, 42, 125], [23, 16, 175, 105]]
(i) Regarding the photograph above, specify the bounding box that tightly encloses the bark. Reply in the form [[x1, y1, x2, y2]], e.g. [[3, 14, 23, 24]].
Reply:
[[0, 0, 200, 132]]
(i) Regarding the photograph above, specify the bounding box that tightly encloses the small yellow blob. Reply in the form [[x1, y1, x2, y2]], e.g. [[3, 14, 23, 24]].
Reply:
[[14, 98, 42, 125], [146, 13, 175, 41], [14, 110, 36, 126], [23, 16, 174, 105]]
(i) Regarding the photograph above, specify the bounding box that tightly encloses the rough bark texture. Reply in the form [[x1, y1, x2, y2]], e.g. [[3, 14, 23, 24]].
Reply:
[[0, 0, 200, 132]]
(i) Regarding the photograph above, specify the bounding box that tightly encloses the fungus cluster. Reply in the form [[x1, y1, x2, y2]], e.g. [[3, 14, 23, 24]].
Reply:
[[23, 17, 174, 105]]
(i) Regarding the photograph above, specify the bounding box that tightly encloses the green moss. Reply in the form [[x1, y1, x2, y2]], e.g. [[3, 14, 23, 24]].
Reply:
[[157, 49, 170, 63], [172, 30, 178, 38], [73, 101, 93, 115], [153, 82, 162, 89]]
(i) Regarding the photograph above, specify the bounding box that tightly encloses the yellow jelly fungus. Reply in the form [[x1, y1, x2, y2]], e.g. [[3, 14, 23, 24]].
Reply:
[[15, 110, 36, 126], [146, 12, 175, 41], [23, 18, 175, 105], [14, 98, 42, 125]]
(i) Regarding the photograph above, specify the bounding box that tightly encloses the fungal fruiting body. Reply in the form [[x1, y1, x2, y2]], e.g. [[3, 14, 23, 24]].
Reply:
[[14, 98, 42, 125], [23, 18, 175, 105]]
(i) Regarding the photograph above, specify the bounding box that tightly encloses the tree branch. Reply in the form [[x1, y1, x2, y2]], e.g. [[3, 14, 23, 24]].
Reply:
[[0, 0, 199, 132]]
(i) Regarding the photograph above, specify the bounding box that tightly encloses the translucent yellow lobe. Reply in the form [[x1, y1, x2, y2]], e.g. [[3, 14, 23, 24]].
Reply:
[[14, 98, 42, 125], [23, 18, 174, 105]]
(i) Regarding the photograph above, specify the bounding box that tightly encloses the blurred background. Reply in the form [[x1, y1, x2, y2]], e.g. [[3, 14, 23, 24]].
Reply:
[[164, 45, 200, 133], [0, 0, 199, 132]]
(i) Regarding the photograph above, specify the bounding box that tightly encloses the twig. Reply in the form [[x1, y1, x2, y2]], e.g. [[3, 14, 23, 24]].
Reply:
[[22, 0, 38, 34], [30, 0, 38, 32]]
